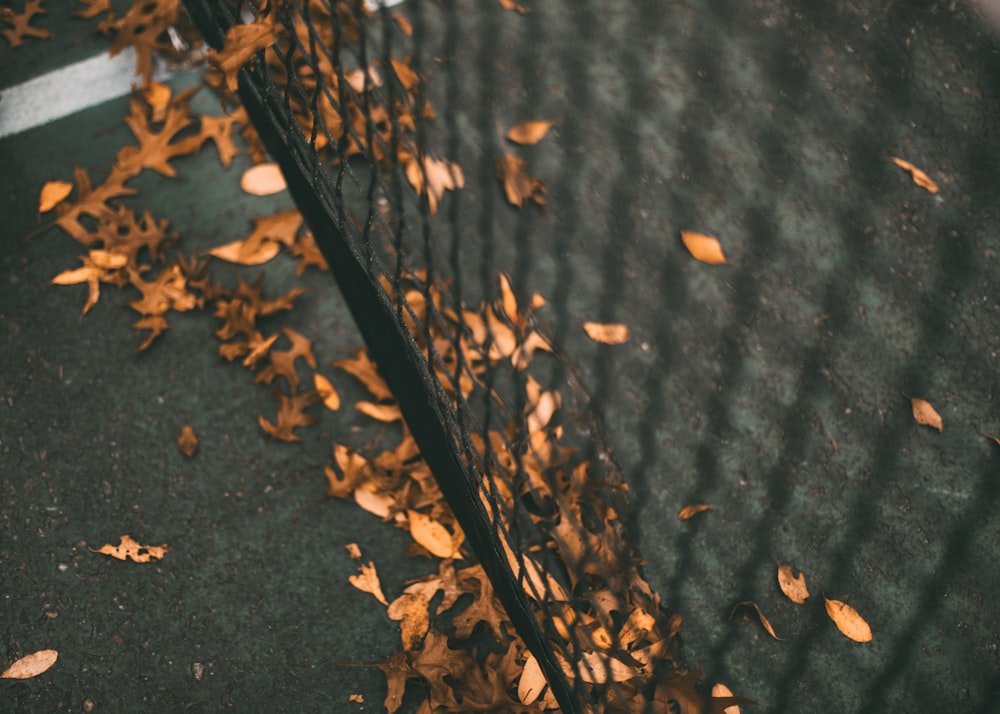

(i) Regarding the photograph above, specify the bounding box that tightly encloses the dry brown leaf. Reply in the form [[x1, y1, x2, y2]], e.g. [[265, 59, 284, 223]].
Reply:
[[517, 654, 548, 705], [711, 683, 741, 714], [391, 12, 412, 36], [387, 592, 430, 651], [891, 157, 939, 194], [506, 120, 554, 145], [730, 601, 782, 640], [208, 237, 281, 265], [497, 153, 546, 207], [240, 163, 287, 196], [1, 650, 58, 679], [345, 542, 362, 559], [408, 510, 463, 559], [354, 486, 395, 519], [90, 534, 170, 563], [177, 425, 198, 457], [210, 15, 275, 93], [910, 397, 943, 432], [349, 561, 388, 605], [497, 0, 529, 13], [583, 321, 629, 345], [258, 388, 319, 442], [349, 693, 364, 703], [678, 503, 712, 520], [141, 81, 172, 123], [404, 155, 464, 214], [1, 0, 52, 48], [355, 401, 402, 423], [777, 564, 809, 604], [681, 230, 727, 265], [982, 433, 1000, 446], [38, 180, 73, 213], [314, 373, 341, 411], [825, 597, 872, 642]]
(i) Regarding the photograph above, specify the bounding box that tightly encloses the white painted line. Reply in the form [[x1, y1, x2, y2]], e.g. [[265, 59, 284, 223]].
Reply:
[[0, 47, 170, 139], [365, 0, 406, 10]]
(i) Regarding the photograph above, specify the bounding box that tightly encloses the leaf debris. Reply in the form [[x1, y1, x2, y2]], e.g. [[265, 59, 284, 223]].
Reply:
[[777, 564, 810, 604], [90, 534, 170, 563], [910, 397, 943, 432], [681, 230, 727, 265], [824, 597, 873, 642], [1, 649, 58, 679], [891, 157, 939, 194]]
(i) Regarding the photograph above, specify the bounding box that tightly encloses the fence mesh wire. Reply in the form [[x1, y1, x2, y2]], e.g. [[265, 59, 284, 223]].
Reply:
[[182, 1, 685, 711]]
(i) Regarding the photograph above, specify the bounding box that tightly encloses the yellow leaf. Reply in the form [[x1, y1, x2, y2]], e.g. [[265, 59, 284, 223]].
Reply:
[[177, 425, 198, 457], [240, 163, 287, 196], [348, 561, 388, 605], [314, 373, 341, 411], [678, 503, 712, 520], [90, 534, 170, 563], [583, 322, 629, 345], [387, 592, 430, 650], [407, 510, 463, 559], [910, 397, 943, 432], [1, 650, 58, 679], [711, 683, 741, 714], [38, 180, 73, 213], [730, 601, 782, 640], [777, 564, 810, 604], [824, 597, 872, 642], [891, 157, 939, 194], [506, 120, 554, 145], [681, 230, 727, 265]]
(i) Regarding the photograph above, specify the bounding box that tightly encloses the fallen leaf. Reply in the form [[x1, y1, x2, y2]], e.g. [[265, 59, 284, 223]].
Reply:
[[208, 237, 281, 265], [910, 397, 942, 432], [141, 81, 172, 123], [408, 510, 463, 559], [177, 425, 198, 457], [404, 155, 464, 214], [678, 504, 712, 520], [517, 653, 548, 705], [730, 601, 781, 640], [38, 180, 73, 213], [314, 373, 341, 411], [391, 12, 411, 36], [90, 534, 170, 563], [891, 157, 939, 194], [681, 230, 727, 265], [497, 0, 529, 13], [506, 120, 554, 145], [1, 650, 58, 679], [777, 564, 809, 604], [240, 163, 287, 195], [345, 542, 362, 559], [258, 387, 319, 442], [583, 322, 629, 345], [982, 433, 1000, 446], [349, 693, 364, 703], [387, 592, 430, 650], [210, 14, 276, 93], [711, 683, 741, 714], [497, 154, 546, 207], [355, 401, 402, 423], [825, 597, 872, 642], [349, 561, 388, 605], [1, 0, 52, 48]]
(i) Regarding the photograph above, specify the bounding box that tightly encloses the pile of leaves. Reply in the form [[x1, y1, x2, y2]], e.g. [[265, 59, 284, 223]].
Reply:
[[33, 1, 749, 712]]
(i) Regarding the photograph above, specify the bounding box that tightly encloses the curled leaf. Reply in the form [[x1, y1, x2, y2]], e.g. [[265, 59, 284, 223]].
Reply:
[[1, 650, 58, 679], [891, 157, 939, 194], [678, 503, 712, 520], [506, 120, 554, 145], [240, 163, 287, 196], [777, 564, 809, 604], [730, 600, 781, 640], [824, 597, 872, 642], [177, 425, 198, 457], [38, 181, 73, 213], [910, 397, 942, 432], [681, 230, 727, 265], [583, 322, 629, 345]]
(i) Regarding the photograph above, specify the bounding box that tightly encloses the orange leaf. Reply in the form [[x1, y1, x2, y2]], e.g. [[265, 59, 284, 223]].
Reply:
[[408, 510, 463, 559], [355, 401, 402, 423], [141, 81, 171, 122], [1, 650, 58, 679], [349, 561, 388, 605], [208, 237, 281, 265], [711, 683, 742, 714], [681, 230, 727, 265], [777, 564, 809, 604], [387, 592, 430, 650], [506, 120, 554, 145], [38, 180, 73, 213], [730, 601, 782, 640], [90, 534, 170, 563], [497, 0, 529, 13], [497, 154, 546, 207], [910, 397, 943, 432], [678, 504, 712, 520], [314, 373, 341, 411], [583, 322, 629, 345], [891, 157, 939, 194], [177, 425, 198, 457], [824, 597, 872, 642], [210, 16, 275, 93], [404, 155, 463, 214], [345, 542, 362, 559], [240, 163, 287, 196]]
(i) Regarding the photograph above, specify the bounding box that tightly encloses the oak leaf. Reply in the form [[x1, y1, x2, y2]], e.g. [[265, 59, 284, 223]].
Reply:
[[730, 601, 781, 640], [333, 349, 394, 401], [90, 534, 170, 563], [777, 564, 809, 604], [349, 561, 388, 605], [910, 397, 942, 431], [506, 120, 554, 145], [497, 153, 546, 207], [583, 321, 629, 345], [681, 230, 727, 264], [678, 503, 712, 520], [404, 155, 464, 214], [254, 327, 317, 392], [98, 0, 179, 81], [116, 88, 203, 178], [1, 0, 52, 48], [825, 597, 872, 642], [141, 81, 172, 123], [891, 157, 939, 193], [38, 181, 73, 213], [177, 425, 198, 457], [240, 163, 286, 195], [210, 14, 276, 93], [257, 387, 319, 442], [1, 650, 58, 679]]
